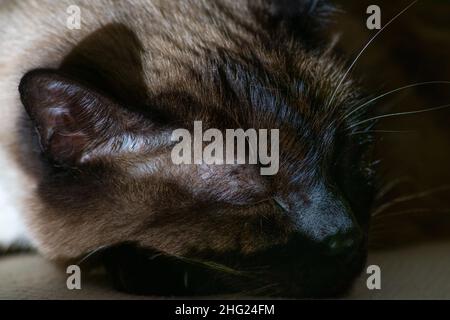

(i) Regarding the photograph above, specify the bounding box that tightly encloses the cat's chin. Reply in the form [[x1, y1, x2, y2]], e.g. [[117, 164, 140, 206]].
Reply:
[[91, 242, 367, 298]]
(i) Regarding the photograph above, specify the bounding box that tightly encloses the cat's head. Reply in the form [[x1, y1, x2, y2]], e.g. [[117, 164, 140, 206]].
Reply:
[[17, 0, 375, 297]]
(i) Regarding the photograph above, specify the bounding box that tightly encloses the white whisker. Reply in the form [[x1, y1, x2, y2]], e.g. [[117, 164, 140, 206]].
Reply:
[[348, 103, 450, 129], [372, 185, 450, 216], [77, 245, 111, 265], [375, 176, 414, 201], [372, 208, 450, 221], [327, 0, 419, 109], [350, 129, 417, 135], [345, 81, 450, 120]]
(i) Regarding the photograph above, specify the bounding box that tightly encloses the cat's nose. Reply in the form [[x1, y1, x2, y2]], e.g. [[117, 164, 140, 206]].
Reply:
[[278, 182, 364, 256], [325, 229, 363, 256]]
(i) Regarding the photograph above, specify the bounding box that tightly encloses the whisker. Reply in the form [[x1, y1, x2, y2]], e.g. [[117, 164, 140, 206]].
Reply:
[[372, 208, 450, 221], [344, 81, 450, 120], [237, 283, 280, 297], [327, 0, 419, 109], [348, 103, 450, 130], [76, 244, 112, 265], [350, 129, 417, 135], [372, 185, 450, 216], [375, 176, 414, 200], [175, 255, 250, 277]]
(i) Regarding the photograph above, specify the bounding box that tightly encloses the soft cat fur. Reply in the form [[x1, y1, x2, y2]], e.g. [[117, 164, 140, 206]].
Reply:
[[0, 0, 375, 297]]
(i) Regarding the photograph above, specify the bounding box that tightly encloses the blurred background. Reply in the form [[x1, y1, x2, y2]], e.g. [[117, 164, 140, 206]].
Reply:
[[333, 0, 450, 249]]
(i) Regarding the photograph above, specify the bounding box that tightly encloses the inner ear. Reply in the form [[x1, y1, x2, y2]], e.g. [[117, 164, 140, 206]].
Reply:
[[19, 69, 150, 166]]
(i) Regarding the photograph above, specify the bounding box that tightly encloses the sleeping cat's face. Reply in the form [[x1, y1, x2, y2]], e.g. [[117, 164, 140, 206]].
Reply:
[[16, 0, 375, 297]]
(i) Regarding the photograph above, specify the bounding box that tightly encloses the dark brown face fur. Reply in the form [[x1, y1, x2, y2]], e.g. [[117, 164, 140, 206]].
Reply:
[[17, 0, 375, 297]]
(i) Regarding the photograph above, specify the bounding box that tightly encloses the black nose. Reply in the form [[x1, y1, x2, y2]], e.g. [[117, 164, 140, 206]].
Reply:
[[325, 229, 363, 256], [278, 183, 365, 257]]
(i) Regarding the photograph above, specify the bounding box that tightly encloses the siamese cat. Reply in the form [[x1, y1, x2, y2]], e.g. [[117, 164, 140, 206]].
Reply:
[[0, 0, 375, 297]]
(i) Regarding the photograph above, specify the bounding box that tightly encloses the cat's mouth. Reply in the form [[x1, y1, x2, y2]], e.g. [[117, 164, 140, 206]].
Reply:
[[87, 240, 367, 298]]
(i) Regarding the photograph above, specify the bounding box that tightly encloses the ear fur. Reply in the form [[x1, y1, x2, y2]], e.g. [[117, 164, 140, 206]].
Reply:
[[19, 69, 150, 166]]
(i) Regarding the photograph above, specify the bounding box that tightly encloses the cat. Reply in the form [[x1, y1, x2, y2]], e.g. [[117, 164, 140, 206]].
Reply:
[[0, 0, 375, 297]]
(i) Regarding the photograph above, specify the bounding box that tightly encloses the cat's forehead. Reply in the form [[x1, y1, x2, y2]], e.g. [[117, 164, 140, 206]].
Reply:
[[60, 15, 356, 152], [140, 52, 349, 148]]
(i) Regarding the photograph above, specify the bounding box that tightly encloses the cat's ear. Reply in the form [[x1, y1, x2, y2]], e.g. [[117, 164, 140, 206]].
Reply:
[[19, 70, 150, 166]]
